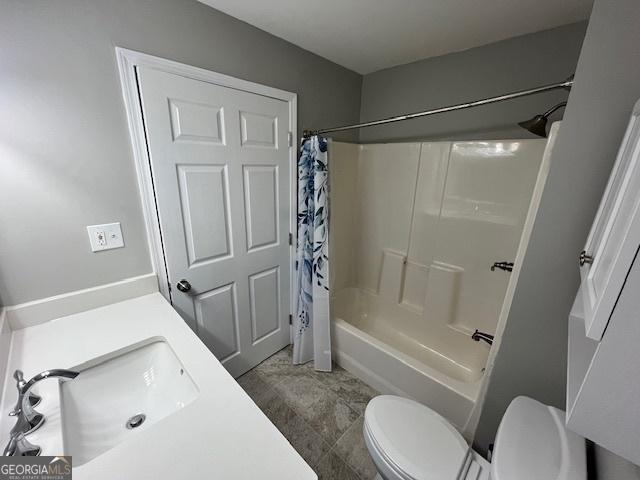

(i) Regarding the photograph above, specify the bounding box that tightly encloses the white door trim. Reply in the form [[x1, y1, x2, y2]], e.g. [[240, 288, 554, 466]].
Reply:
[[115, 48, 298, 311]]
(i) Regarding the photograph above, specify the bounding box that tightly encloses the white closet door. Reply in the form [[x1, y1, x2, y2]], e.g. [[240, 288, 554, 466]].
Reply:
[[137, 66, 291, 377]]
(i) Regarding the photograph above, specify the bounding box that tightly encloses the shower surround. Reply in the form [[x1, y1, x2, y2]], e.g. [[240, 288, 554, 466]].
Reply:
[[329, 139, 546, 431]]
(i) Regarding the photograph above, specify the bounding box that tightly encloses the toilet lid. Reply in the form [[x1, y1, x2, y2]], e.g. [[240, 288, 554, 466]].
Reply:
[[364, 396, 470, 480], [491, 397, 586, 480]]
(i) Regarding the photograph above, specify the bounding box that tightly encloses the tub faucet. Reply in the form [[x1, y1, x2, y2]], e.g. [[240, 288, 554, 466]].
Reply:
[[471, 329, 494, 346], [4, 369, 79, 456], [491, 261, 514, 272]]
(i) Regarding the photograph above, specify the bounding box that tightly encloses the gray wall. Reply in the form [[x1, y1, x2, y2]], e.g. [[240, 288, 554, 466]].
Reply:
[[0, 0, 362, 305], [474, 0, 640, 456], [592, 444, 640, 480], [359, 22, 587, 143]]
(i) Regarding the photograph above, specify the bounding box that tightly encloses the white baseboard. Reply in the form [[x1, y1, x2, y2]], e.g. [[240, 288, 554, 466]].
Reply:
[[4, 274, 159, 330]]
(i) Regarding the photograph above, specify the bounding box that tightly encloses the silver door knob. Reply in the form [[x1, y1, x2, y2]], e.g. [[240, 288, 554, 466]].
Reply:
[[579, 250, 594, 267], [176, 279, 191, 293]]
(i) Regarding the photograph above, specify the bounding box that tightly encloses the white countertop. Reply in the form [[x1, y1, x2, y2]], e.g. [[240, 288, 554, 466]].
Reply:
[[0, 293, 316, 480]]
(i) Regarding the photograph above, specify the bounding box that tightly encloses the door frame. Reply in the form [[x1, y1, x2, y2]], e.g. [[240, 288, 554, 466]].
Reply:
[[115, 48, 298, 322]]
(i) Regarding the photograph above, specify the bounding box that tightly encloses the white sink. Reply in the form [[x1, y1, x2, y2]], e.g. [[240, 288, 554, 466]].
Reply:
[[60, 340, 198, 466]]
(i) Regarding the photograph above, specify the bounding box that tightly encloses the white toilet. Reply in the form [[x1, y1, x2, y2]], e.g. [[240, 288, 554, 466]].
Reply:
[[364, 395, 586, 480]]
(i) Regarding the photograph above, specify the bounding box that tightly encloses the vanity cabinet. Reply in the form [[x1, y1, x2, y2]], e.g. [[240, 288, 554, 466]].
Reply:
[[567, 100, 640, 465]]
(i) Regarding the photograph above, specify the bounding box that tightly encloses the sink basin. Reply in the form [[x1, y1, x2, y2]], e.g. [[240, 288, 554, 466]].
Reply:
[[60, 340, 198, 466]]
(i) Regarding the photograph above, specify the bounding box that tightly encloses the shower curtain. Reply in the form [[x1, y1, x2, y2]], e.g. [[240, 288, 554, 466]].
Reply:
[[293, 135, 332, 371]]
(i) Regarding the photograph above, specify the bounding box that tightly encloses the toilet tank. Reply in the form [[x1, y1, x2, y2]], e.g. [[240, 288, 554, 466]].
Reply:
[[491, 396, 586, 480]]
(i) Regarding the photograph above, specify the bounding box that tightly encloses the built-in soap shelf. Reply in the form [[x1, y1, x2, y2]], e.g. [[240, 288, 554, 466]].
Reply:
[[377, 249, 406, 303], [377, 248, 464, 329]]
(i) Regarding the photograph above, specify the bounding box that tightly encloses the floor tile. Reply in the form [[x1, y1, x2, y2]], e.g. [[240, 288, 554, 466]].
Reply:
[[275, 374, 328, 412], [253, 346, 307, 386], [262, 391, 297, 427], [310, 366, 378, 415], [309, 393, 361, 445], [284, 414, 333, 467], [237, 347, 381, 480], [261, 393, 332, 467], [334, 416, 378, 480], [275, 375, 360, 444], [315, 450, 361, 480], [237, 369, 272, 403], [252, 387, 280, 411]]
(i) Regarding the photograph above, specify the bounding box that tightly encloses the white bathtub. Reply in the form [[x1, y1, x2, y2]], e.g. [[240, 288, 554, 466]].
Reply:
[[331, 287, 489, 431]]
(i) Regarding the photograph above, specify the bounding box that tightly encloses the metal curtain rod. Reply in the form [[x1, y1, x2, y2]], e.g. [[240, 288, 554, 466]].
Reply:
[[302, 75, 574, 138]]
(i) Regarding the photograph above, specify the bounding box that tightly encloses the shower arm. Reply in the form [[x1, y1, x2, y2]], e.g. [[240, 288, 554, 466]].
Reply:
[[542, 101, 567, 118], [302, 75, 574, 138]]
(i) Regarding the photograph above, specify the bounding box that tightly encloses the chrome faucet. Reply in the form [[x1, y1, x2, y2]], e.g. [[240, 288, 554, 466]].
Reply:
[[4, 369, 79, 456], [4, 433, 41, 456], [7, 370, 44, 438], [10, 370, 42, 413]]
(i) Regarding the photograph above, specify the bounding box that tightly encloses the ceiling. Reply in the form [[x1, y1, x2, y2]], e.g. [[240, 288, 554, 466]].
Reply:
[[198, 0, 593, 74]]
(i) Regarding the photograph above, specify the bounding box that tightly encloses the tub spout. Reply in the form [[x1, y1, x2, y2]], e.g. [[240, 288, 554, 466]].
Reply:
[[471, 329, 494, 346]]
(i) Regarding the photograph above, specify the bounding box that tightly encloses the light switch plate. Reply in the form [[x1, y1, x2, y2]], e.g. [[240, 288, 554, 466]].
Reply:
[[87, 223, 125, 252]]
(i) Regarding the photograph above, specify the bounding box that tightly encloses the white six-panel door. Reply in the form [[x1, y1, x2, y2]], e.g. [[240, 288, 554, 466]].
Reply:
[[136, 66, 291, 377]]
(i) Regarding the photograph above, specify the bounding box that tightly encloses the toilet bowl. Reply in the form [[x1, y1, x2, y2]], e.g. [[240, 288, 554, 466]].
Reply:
[[363, 395, 586, 480]]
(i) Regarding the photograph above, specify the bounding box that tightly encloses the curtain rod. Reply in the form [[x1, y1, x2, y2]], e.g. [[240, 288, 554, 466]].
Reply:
[[302, 75, 574, 138]]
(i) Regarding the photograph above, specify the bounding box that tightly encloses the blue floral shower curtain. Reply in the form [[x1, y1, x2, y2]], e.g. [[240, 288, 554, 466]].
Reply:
[[293, 135, 332, 371]]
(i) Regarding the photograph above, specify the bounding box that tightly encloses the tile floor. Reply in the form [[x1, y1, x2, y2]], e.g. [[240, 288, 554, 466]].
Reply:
[[237, 346, 380, 480]]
